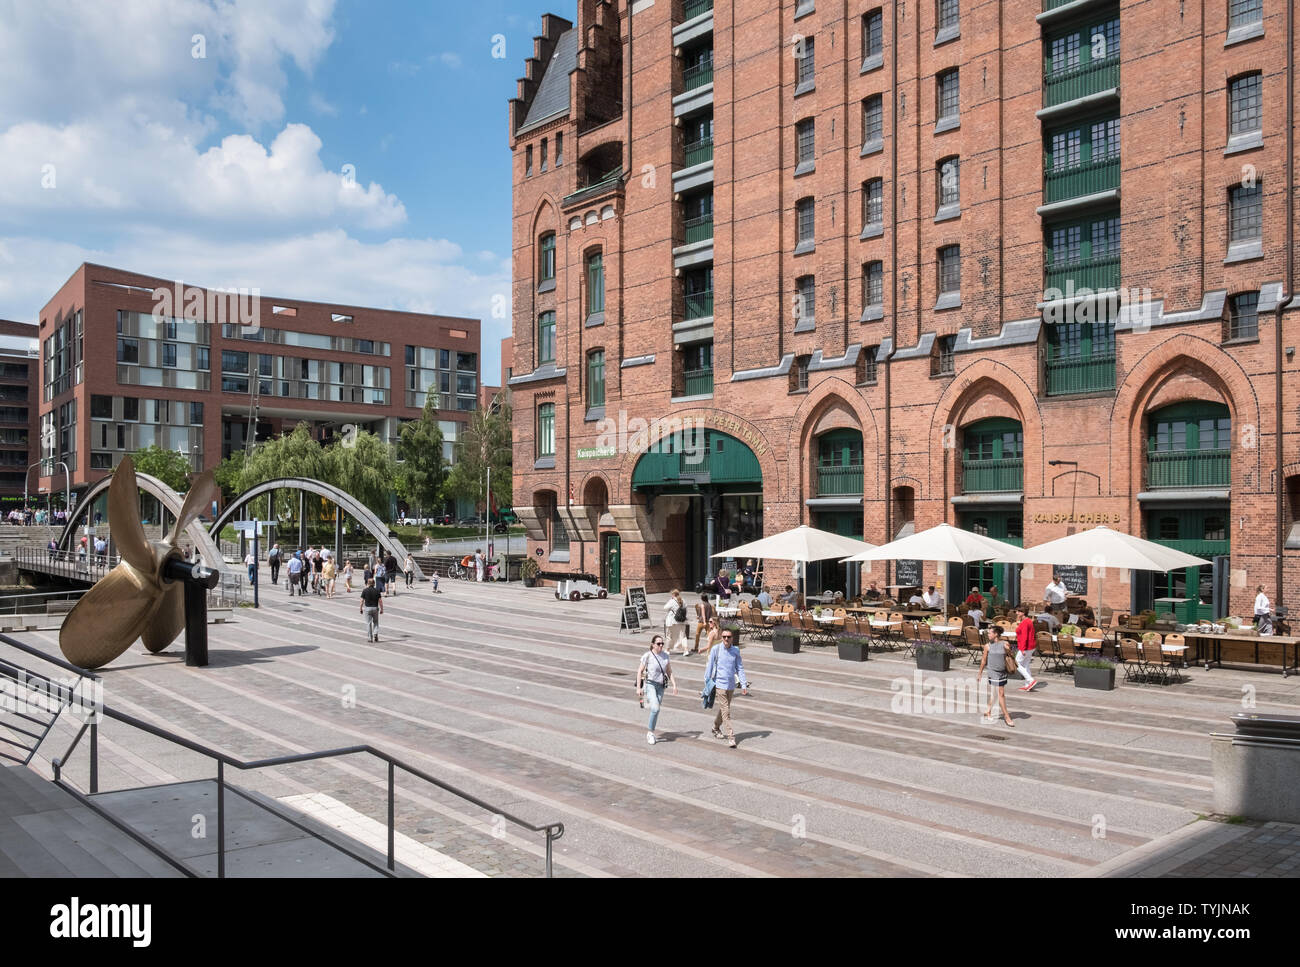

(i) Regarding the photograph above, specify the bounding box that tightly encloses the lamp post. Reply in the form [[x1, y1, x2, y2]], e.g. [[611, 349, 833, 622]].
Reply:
[[26, 460, 70, 519], [1048, 459, 1080, 532]]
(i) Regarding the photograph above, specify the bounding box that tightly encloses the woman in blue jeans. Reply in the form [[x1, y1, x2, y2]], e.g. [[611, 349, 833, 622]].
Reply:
[[636, 635, 678, 745]]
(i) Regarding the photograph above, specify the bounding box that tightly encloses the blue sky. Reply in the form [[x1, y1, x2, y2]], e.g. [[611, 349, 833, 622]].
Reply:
[[0, 0, 578, 382]]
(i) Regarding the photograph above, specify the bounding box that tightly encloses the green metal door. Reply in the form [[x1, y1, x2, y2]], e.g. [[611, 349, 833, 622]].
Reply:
[[960, 511, 1023, 594], [1145, 509, 1228, 621], [603, 534, 621, 595]]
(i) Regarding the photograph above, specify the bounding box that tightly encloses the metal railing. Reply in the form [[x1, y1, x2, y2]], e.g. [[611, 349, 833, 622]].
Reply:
[[684, 136, 714, 167], [1044, 254, 1120, 292], [1044, 155, 1120, 203], [1044, 353, 1116, 395], [961, 458, 1024, 493], [14, 545, 244, 607], [684, 289, 714, 319], [683, 0, 713, 19], [0, 587, 88, 616], [681, 367, 714, 397], [684, 214, 714, 244], [48, 701, 565, 878], [1044, 57, 1120, 108], [1146, 449, 1231, 489], [0, 633, 99, 767], [561, 168, 624, 206], [816, 464, 864, 496], [683, 58, 714, 92]]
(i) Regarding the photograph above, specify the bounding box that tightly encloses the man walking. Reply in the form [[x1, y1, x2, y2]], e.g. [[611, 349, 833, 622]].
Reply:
[[704, 628, 750, 748], [360, 578, 383, 642], [385, 552, 400, 596], [286, 551, 303, 595], [268, 543, 281, 585], [1014, 606, 1038, 692], [244, 549, 256, 584]]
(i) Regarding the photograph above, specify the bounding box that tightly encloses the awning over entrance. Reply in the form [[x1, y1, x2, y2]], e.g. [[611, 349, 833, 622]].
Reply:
[[631, 429, 762, 489]]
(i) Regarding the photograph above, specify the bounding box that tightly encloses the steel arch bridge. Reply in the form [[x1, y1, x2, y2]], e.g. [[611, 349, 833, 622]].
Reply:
[[58, 472, 227, 571], [208, 477, 426, 580]]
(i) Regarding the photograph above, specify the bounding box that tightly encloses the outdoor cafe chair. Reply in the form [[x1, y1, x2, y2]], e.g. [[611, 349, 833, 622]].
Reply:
[[1138, 637, 1169, 685], [1055, 635, 1077, 673], [1118, 638, 1146, 683], [1083, 626, 1105, 641], [1035, 631, 1061, 673], [962, 626, 984, 665]]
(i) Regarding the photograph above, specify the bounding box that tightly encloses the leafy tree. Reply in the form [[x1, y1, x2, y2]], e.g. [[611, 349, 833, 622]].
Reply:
[[213, 450, 246, 500], [239, 423, 327, 524], [445, 399, 512, 513], [324, 429, 397, 521], [395, 395, 446, 517], [128, 444, 194, 492]]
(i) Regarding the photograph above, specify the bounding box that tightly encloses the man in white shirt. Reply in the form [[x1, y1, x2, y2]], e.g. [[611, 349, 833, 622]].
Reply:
[[1254, 586, 1273, 635], [756, 587, 774, 610], [922, 586, 942, 609], [1044, 574, 1068, 608], [908, 590, 926, 606]]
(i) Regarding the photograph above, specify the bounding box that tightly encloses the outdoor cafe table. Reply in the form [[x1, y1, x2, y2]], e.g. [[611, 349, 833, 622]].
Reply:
[[929, 623, 962, 635], [715, 606, 740, 618], [1179, 631, 1300, 675]]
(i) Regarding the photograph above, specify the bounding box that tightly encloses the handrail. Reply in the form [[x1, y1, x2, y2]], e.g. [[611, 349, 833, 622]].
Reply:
[[53, 699, 565, 877]]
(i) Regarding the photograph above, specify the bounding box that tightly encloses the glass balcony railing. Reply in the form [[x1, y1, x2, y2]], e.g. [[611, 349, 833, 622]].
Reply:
[[684, 136, 714, 167], [683, 0, 713, 19], [816, 464, 864, 497], [1147, 449, 1231, 489], [1044, 254, 1120, 293], [1044, 353, 1116, 396], [681, 367, 714, 397], [962, 458, 1024, 493], [1044, 57, 1119, 108], [683, 58, 714, 92], [684, 214, 714, 244], [684, 289, 713, 319], [1044, 156, 1120, 203]]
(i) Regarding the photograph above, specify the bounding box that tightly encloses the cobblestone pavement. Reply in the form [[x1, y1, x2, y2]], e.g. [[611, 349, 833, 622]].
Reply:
[[9, 579, 1300, 877]]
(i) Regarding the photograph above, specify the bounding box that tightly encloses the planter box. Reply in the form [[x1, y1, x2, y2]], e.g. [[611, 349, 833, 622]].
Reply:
[[915, 649, 951, 672], [772, 632, 801, 654], [836, 638, 871, 662], [522, 577, 537, 588], [1074, 665, 1116, 690]]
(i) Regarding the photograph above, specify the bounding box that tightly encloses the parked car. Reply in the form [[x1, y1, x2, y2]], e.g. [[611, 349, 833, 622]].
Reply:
[[457, 516, 483, 527]]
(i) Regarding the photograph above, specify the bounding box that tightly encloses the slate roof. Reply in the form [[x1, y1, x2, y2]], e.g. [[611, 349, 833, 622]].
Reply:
[[518, 28, 577, 133]]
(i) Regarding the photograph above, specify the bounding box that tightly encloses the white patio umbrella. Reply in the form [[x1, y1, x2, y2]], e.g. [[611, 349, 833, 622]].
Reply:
[[985, 526, 1212, 615], [713, 525, 876, 595], [839, 523, 1021, 611]]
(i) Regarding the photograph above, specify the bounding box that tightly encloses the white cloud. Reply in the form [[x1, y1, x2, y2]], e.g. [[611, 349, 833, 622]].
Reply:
[[436, 52, 462, 69], [308, 92, 338, 117], [0, 118, 405, 231]]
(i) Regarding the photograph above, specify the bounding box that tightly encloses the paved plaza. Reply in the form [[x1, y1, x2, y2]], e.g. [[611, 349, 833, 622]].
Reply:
[[9, 578, 1300, 877]]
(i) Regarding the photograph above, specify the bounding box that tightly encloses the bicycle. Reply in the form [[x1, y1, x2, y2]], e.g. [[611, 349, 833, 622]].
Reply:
[[447, 560, 467, 580]]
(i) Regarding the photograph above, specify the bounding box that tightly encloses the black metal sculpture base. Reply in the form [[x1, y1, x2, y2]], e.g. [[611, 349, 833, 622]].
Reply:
[[162, 558, 221, 667]]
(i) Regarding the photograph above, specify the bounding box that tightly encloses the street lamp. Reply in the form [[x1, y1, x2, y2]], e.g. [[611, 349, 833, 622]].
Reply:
[[25, 460, 70, 518], [1048, 459, 1080, 532]]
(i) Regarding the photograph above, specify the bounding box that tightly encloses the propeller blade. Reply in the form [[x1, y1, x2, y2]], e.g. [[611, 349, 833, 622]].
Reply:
[[59, 564, 161, 670], [108, 456, 154, 573], [170, 470, 218, 547], [140, 580, 185, 654]]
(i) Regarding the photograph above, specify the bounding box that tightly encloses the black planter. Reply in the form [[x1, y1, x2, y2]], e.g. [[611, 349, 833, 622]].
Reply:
[[1074, 665, 1116, 690], [915, 649, 951, 672], [772, 631, 801, 654], [836, 638, 871, 662], [522, 576, 537, 588]]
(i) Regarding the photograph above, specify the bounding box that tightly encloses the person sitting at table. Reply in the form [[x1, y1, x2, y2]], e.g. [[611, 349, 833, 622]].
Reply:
[[864, 581, 883, 600], [1035, 608, 1061, 632], [756, 586, 774, 610], [780, 585, 799, 606], [922, 586, 943, 609], [733, 559, 757, 594], [967, 603, 986, 627], [987, 585, 1003, 610], [907, 589, 926, 607], [964, 586, 985, 610]]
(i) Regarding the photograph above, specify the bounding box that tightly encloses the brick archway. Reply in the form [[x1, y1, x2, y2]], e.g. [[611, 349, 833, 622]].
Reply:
[[928, 359, 1043, 505], [1109, 334, 1263, 503], [789, 378, 882, 503]]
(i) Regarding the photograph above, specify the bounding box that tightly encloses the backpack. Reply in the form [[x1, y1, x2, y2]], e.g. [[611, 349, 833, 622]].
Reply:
[[674, 603, 687, 623]]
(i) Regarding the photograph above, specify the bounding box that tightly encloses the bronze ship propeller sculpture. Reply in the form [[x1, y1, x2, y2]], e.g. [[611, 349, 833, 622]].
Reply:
[[60, 456, 220, 670]]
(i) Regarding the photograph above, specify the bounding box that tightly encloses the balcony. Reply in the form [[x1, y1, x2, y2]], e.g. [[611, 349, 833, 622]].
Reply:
[[681, 367, 714, 397], [962, 458, 1024, 493], [685, 289, 713, 320], [1044, 254, 1120, 293], [683, 0, 713, 18], [1044, 353, 1116, 396], [684, 136, 714, 167], [684, 214, 714, 244], [1147, 449, 1231, 489], [1043, 156, 1120, 204], [562, 167, 623, 208], [683, 58, 714, 92], [1044, 57, 1119, 109], [816, 464, 864, 497]]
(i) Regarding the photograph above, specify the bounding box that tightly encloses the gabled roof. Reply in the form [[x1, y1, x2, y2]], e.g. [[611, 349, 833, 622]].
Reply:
[[518, 28, 576, 133]]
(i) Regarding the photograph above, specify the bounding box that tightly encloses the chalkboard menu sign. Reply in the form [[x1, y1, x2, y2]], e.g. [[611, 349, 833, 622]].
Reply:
[[1054, 565, 1089, 595], [895, 559, 922, 586], [627, 586, 650, 622], [620, 606, 642, 632]]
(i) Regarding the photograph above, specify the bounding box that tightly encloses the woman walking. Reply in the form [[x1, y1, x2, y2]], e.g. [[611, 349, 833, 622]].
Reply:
[[663, 589, 689, 656], [978, 626, 1015, 727], [404, 553, 415, 589], [693, 593, 716, 654], [636, 634, 678, 745], [323, 555, 337, 598], [343, 560, 354, 592], [704, 628, 749, 749]]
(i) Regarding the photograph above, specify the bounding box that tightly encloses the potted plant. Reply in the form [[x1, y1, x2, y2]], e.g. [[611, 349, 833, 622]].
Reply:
[[836, 633, 872, 662], [520, 557, 539, 588], [914, 639, 954, 672], [1074, 655, 1117, 690], [772, 626, 801, 654], [720, 619, 744, 647]]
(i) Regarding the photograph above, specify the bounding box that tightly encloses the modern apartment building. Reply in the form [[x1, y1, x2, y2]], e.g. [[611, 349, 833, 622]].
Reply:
[[37, 264, 482, 515], [0, 320, 39, 506], [508, 0, 1298, 617]]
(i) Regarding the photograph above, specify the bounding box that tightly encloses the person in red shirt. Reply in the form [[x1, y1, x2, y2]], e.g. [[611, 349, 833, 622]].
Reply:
[[1014, 607, 1038, 691], [964, 586, 985, 610]]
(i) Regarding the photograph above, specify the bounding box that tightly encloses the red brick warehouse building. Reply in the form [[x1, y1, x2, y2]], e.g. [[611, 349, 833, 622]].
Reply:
[[508, 0, 1299, 618], [37, 263, 483, 517]]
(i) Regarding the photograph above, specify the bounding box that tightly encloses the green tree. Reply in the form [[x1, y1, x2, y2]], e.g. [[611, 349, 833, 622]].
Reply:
[[395, 395, 446, 517], [239, 422, 327, 524], [213, 450, 246, 500], [324, 429, 397, 521], [128, 444, 194, 492], [445, 399, 512, 513]]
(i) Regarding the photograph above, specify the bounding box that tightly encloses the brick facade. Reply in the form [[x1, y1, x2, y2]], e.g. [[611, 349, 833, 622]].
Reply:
[[509, 0, 1299, 617]]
